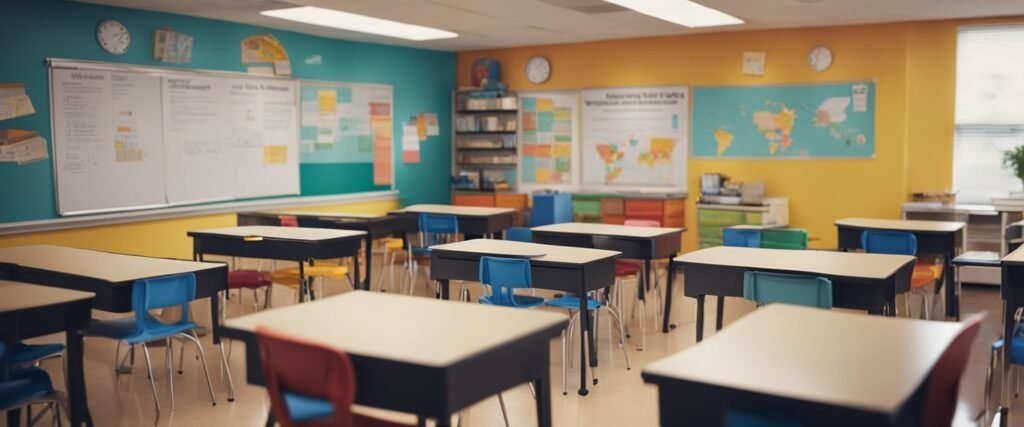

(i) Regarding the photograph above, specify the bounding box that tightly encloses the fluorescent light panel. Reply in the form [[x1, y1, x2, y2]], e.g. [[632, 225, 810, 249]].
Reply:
[[604, 0, 743, 28], [260, 6, 458, 41]]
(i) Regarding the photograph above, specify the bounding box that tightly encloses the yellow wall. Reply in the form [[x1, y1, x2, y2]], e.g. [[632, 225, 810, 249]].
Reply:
[[457, 20, 980, 251], [0, 198, 399, 259]]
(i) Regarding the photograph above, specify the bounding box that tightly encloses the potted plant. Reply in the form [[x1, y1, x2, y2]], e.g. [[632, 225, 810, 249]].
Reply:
[[1004, 145, 1024, 191]]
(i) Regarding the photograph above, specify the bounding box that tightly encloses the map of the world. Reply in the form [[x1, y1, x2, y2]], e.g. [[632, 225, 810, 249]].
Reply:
[[691, 82, 874, 158]]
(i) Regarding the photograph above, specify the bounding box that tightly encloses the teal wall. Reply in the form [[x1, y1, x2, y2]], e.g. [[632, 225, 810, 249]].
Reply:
[[0, 0, 454, 223]]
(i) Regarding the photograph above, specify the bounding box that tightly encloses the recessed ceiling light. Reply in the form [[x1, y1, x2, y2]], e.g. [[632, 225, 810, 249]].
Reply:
[[260, 6, 458, 41], [603, 0, 744, 28]]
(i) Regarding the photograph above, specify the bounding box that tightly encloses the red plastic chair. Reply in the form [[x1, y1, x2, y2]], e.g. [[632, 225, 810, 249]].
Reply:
[[921, 312, 985, 427], [256, 327, 412, 427]]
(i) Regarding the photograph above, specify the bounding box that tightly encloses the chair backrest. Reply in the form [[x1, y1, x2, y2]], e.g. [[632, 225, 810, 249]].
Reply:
[[418, 213, 459, 246], [760, 229, 809, 250], [624, 219, 661, 227], [920, 313, 984, 427], [132, 273, 197, 324], [479, 256, 532, 307], [861, 230, 917, 256], [724, 228, 761, 248], [279, 215, 299, 228], [743, 271, 832, 309], [256, 326, 356, 427], [505, 227, 532, 242]]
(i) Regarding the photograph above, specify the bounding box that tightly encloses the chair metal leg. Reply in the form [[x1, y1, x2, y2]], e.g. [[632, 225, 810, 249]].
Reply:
[[560, 329, 568, 396], [218, 342, 236, 402], [165, 338, 175, 411], [182, 331, 217, 406], [566, 311, 579, 369], [638, 292, 647, 351], [984, 345, 998, 424], [140, 343, 161, 418], [594, 309, 600, 355], [904, 292, 912, 318], [608, 307, 631, 370], [496, 393, 510, 427]]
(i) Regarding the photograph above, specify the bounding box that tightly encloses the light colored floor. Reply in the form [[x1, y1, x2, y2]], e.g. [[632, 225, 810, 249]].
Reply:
[[4, 259, 1019, 427]]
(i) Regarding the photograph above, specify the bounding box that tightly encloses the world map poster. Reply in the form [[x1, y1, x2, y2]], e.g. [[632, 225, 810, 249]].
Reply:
[[581, 86, 688, 189], [691, 81, 875, 158]]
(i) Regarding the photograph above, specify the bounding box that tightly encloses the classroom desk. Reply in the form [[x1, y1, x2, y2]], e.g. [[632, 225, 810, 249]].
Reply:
[[221, 292, 566, 427], [531, 222, 685, 333], [642, 305, 963, 427], [0, 280, 95, 427], [673, 246, 915, 342], [388, 204, 515, 238], [187, 226, 366, 298], [428, 239, 619, 396], [835, 217, 966, 320], [236, 211, 403, 290], [998, 247, 1024, 424]]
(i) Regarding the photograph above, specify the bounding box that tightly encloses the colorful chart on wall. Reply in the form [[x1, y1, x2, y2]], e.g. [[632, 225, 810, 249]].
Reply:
[[691, 81, 875, 158], [581, 86, 688, 189], [519, 91, 578, 188]]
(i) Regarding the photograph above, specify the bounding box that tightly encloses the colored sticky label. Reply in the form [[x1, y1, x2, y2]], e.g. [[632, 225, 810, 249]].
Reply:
[[522, 111, 537, 131], [553, 143, 572, 157], [536, 98, 554, 111], [536, 168, 551, 183], [521, 156, 536, 183], [318, 90, 337, 113], [521, 97, 537, 112], [537, 111, 553, 132], [522, 130, 538, 144], [337, 87, 352, 104], [535, 144, 552, 157], [555, 156, 570, 172], [263, 145, 287, 164]]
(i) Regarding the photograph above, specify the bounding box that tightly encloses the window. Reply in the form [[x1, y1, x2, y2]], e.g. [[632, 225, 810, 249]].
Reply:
[[954, 25, 1024, 203]]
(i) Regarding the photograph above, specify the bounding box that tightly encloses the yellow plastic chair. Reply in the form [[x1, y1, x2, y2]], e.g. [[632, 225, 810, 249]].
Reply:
[[271, 215, 355, 302]]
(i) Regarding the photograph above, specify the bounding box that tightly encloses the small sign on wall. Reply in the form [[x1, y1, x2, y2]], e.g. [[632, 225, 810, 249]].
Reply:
[[742, 51, 766, 76]]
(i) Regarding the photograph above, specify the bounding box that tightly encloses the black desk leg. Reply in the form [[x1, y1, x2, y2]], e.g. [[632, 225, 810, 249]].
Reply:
[[363, 235, 372, 291], [353, 251, 362, 292], [715, 296, 725, 331], [588, 310, 598, 368], [7, 409, 20, 426], [578, 289, 590, 396], [437, 416, 452, 427], [535, 370, 552, 427], [662, 258, 675, 333], [67, 329, 91, 426], [439, 279, 450, 300], [264, 409, 276, 427], [299, 261, 308, 302], [695, 295, 705, 343], [944, 253, 957, 320]]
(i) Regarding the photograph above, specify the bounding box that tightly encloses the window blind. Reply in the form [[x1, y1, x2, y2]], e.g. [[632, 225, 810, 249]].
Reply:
[[953, 25, 1024, 203]]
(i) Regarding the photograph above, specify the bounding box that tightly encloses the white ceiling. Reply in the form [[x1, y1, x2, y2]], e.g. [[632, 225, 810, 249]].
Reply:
[[75, 0, 1024, 51]]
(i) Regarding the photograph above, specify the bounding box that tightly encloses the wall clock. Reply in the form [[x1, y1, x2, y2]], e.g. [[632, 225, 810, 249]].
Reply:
[[97, 19, 131, 55], [525, 56, 551, 84], [808, 46, 833, 72]]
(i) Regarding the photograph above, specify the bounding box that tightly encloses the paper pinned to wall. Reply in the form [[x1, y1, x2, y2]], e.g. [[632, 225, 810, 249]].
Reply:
[[742, 51, 766, 76], [423, 113, 439, 136], [0, 84, 35, 121], [402, 123, 420, 164], [0, 129, 48, 165], [416, 114, 427, 141]]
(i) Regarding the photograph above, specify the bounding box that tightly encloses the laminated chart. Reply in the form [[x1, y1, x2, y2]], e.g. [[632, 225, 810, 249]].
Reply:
[[519, 92, 577, 186]]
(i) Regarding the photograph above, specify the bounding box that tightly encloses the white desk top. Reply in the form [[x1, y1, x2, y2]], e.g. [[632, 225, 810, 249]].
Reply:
[[430, 239, 620, 265], [1003, 245, 1024, 265], [267, 211, 382, 219], [532, 222, 684, 238], [835, 217, 965, 233], [643, 305, 962, 413], [225, 292, 565, 367], [395, 204, 515, 216], [674, 246, 914, 280], [0, 245, 223, 283], [189, 226, 365, 241], [0, 280, 95, 314]]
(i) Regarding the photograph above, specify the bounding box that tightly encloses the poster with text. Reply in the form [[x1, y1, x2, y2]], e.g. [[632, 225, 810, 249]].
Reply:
[[581, 86, 688, 189]]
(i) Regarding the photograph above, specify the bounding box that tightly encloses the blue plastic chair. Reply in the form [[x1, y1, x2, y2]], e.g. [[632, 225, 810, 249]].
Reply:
[[505, 227, 532, 243], [743, 271, 833, 309], [405, 214, 459, 296], [861, 230, 917, 255], [478, 256, 544, 308], [723, 228, 761, 248], [0, 344, 66, 424], [727, 411, 801, 427], [985, 308, 1024, 422], [85, 273, 216, 417]]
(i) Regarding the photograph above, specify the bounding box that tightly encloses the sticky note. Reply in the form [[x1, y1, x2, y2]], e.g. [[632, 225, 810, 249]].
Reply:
[[318, 90, 337, 113], [536, 98, 554, 111], [263, 145, 288, 164]]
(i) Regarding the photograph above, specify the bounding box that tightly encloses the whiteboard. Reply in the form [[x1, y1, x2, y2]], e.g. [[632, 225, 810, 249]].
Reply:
[[51, 68, 167, 214], [50, 60, 300, 215]]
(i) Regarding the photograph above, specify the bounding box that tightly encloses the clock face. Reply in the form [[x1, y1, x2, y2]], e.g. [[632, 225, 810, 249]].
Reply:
[[97, 19, 131, 55], [525, 56, 551, 84], [808, 46, 833, 72]]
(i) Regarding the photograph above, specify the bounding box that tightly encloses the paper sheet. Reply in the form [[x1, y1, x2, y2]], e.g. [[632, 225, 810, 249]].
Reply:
[[424, 113, 439, 136], [0, 84, 35, 121], [402, 123, 420, 164], [0, 134, 48, 165], [416, 113, 427, 141], [743, 51, 766, 76]]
